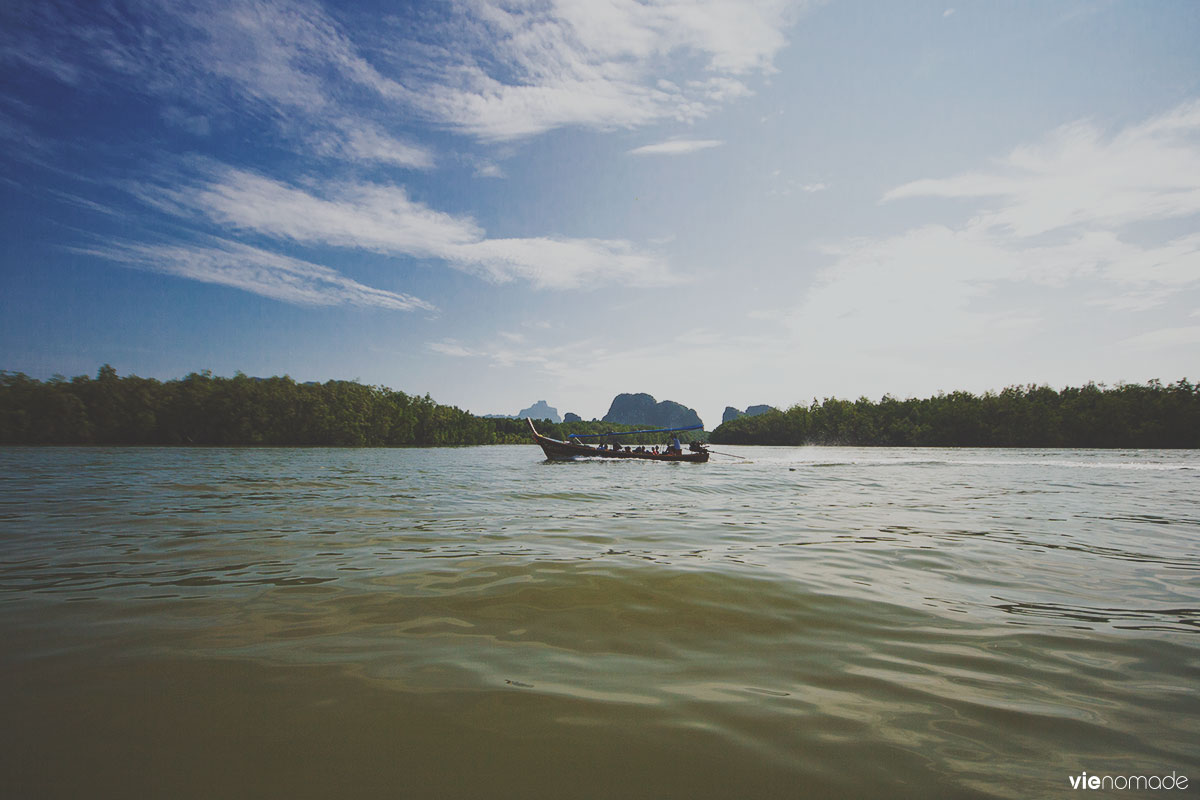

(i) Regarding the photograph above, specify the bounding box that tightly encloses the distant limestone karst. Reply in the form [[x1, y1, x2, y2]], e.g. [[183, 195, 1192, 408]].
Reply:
[[484, 400, 561, 423], [722, 404, 776, 424], [518, 400, 561, 423], [602, 393, 703, 430], [563, 412, 582, 423]]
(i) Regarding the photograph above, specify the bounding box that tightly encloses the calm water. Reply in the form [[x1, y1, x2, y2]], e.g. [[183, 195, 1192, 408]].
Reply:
[[1, 446, 1197, 798]]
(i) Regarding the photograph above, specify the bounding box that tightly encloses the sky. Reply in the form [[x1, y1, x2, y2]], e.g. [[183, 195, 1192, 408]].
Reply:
[[2, 0, 1199, 428]]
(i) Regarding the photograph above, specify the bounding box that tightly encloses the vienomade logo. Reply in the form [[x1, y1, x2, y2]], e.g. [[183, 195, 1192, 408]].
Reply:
[[1069, 771, 1189, 791]]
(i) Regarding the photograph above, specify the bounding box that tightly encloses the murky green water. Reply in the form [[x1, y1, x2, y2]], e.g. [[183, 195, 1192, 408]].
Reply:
[[1, 446, 1197, 798]]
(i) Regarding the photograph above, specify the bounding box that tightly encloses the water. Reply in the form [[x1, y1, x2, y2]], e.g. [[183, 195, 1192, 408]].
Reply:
[[1, 446, 1197, 798]]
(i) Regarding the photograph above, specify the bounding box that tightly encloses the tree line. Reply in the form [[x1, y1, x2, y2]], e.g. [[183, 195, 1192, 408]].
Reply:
[[3, 368, 1196, 448], [708, 380, 1199, 448], [0, 367, 697, 447]]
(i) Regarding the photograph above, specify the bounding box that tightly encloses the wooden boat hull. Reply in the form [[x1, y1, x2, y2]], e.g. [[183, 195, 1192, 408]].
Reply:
[[527, 419, 709, 462]]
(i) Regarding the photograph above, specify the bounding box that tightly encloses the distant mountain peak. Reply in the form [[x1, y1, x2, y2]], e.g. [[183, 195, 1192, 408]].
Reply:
[[723, 404, 776, 424], [602, 393, 703, 429], [518, 400, 560, 423]]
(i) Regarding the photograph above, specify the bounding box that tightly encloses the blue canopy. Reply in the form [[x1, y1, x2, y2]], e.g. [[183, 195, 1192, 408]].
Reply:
[[567, 424, 703, 438]]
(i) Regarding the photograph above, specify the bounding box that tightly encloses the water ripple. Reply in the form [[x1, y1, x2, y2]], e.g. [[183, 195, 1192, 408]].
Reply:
[[1, 444, 1198, 799]]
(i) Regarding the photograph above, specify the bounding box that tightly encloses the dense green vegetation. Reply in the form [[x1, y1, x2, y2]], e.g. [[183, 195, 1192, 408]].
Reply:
[[0, 367, 701, 447], [709, 381, 1200, 448], [3, 369, 1196, 448]]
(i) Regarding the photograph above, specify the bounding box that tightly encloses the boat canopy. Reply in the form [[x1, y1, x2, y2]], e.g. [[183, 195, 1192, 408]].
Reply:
[[566, 424, 703, 438]]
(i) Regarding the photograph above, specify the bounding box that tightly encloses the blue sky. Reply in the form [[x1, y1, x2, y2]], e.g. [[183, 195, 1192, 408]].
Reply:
[[2, 0, 1198, 428]]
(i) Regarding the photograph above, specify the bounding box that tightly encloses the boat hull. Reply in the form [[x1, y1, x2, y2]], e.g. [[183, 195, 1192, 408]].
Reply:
[[527, 419, 709, 462]]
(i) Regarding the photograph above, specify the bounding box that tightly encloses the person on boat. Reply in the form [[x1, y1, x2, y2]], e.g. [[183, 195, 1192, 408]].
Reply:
[[668, 435, 682, 454]]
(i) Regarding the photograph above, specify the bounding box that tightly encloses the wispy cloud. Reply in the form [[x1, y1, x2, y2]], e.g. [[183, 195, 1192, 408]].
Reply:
[[184, 1, 432, 166], [883, 101, 1200, 236], [5, 0, 810, 154], [875, 102, 1200, 292], [628, 139, 724, 156], [428, 334, 601, 375], [407, 0, 807, 140], [429, 340, 475, 358], [11, 0, 805, 144], [2, 0, 432, 169], [76, 237, 436, 311], [312, 121, 435, 169], [138, 163, 675, 290], [788, 101, 1200, 370], [472, 161, 505, 178]]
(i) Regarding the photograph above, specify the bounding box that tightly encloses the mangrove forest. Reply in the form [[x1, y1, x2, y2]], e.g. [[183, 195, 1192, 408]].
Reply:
[[0, 367, 696, 447], [1, 368, 1197, 447], [708, 380, 1199, 448]]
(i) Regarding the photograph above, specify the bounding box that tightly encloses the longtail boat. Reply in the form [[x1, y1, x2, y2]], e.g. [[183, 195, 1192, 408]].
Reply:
[[528, 419, 709, 462]]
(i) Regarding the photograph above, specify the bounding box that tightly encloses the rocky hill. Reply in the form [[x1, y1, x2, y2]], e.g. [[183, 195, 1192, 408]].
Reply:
[[484, 400, 561, 423], [722, 404, 776, 424], [519, 400, 560, 422], [602, 393, 703, 429]]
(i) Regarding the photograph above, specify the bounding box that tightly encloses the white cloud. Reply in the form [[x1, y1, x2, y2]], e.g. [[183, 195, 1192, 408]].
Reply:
[[183, 3, 434, 167], [688, 76, 754, 103], [411, 0, 807, 139], [77, 238, 436, 311], [4, 0, 431, 169], [141, 164, 675, 290], [430, 334, 597, 375], [884, 102, 1200, 237], [317, 122, 434, 169], [628, 139, 724, 156], [792, 224, 1033, 353], [429, 340, 476, 357], [473, 161, 505, 178], [6, 0, 805, 150], [783, 101, 1200, 382], [145, 165, 479, 254], [189, 0, 411, 112], [449, 235, 674, 289]]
